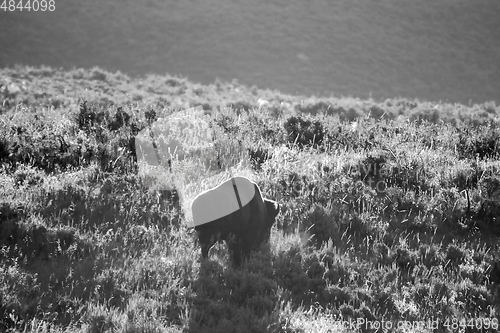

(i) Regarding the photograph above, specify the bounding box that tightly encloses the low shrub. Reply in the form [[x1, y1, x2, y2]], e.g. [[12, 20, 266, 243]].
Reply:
[[283, 116, 324, 148], [456, 125, 500, 160]]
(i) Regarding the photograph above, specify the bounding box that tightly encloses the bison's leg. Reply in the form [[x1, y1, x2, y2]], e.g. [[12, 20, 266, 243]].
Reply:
[[200, 243, 210, 259], [228, 240, 243, 267], [197, 231, 217, 260]]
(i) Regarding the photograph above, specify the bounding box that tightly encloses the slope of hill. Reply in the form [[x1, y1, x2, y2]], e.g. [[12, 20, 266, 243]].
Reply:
[[1, 0, 500, 104], [1, 66, 500, 332], [1, 66, 499, 127]]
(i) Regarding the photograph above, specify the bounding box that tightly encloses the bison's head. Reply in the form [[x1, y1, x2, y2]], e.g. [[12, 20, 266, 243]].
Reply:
[[265, 199, 280, 220], [261, 199, 280, 243]]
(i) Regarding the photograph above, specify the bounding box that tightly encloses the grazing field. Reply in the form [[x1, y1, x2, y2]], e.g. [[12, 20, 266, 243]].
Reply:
[[1, 66, 500, 332]]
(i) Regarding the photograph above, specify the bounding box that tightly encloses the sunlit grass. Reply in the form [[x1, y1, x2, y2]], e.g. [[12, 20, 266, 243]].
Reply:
[[0, 66, 499, 332]]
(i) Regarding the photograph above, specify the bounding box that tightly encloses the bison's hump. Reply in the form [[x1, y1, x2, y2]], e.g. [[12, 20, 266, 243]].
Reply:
[[191, 176, 257, 227]]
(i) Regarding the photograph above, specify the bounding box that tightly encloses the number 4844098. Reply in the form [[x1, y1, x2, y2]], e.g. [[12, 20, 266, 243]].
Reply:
[[1, 0, 55, 11]]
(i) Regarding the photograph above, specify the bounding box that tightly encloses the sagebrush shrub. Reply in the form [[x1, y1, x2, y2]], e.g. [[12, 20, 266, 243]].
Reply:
[[76, 100, 108, 133], [445, 244, 466, 266], [247, 146, 272, 171], [283, 116, 324, 148], [272, 246, 312, 306], [457, 125, 500, 159], [419, 244, 444, 269], [395, 248, 418, 273], [302, 204, 339, 248]]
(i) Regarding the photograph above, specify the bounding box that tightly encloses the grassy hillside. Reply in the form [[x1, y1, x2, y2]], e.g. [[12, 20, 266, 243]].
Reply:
[[1, 0, 500, 104], [1, 66, 500, 332]]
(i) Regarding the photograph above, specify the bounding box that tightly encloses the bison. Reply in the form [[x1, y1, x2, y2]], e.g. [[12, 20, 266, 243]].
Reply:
[[191, 176, 280, 267]]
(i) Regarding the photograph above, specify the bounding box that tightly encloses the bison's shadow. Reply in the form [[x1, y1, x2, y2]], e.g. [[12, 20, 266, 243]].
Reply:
[[188, 244, 281, 332]]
